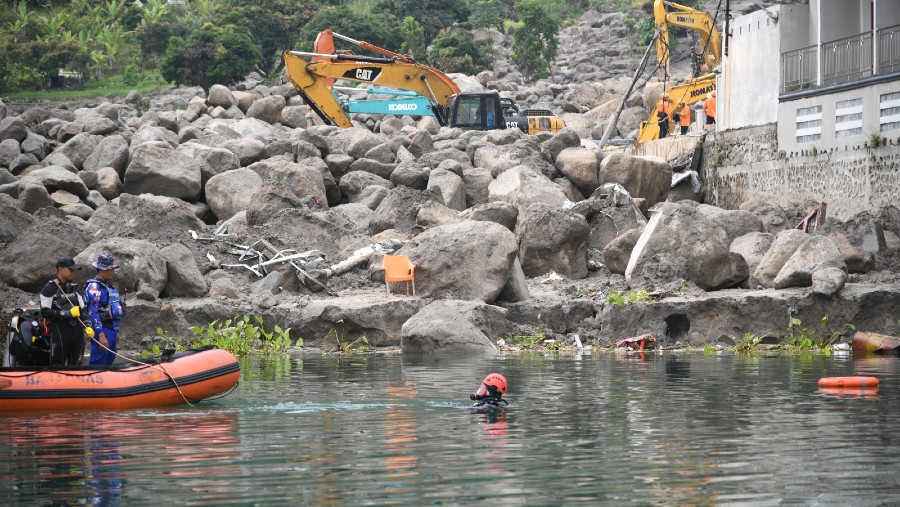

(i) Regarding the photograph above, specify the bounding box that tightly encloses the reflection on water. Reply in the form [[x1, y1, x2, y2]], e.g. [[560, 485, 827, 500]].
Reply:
[[2, 353, 900, 506]]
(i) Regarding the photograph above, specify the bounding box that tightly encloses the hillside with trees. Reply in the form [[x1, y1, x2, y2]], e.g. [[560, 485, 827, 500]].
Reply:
[[0, 0, 699, 97]]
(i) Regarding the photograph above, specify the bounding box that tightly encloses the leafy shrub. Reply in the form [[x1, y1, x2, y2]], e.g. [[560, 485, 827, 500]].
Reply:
[[146, 315, 298, 358], [160, 24, 261, 89]]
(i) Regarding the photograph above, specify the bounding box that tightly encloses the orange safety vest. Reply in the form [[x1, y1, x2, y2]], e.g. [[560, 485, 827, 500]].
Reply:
[[703, 97, 716, 119], [679, 105, 690, 126]]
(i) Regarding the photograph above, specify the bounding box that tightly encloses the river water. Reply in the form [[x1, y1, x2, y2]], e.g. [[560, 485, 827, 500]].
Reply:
[[2, 351, 900, 506]]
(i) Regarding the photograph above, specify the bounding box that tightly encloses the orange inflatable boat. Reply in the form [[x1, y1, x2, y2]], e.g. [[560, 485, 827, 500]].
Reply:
[[0, 346, 240, 411]]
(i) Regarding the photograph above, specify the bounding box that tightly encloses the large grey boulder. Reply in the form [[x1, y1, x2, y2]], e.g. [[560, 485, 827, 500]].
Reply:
[[832, 234, 875, 273], [364, 143, 397, 164], [603, 227, 644, 275], [730, 232, 774, 287], [0, 212, 90, 291], [400, 300, 504, 355], [207, 84, 236, 108], [426, 168, 466, 211], [92, 167, 124, 200], [773, 235, 846, 289], [519, 206, 590, 278], [21, 166, 89, 199], [160, 243, 208, 297], [82, 134, 129, 175], [0, 117, 27, 143], [390, 162, 428, 190], [461, 167, 494, 207], [401, 220, 518, 302], [460, 201, 518, 232], [0, 204, 36, 244], [571, 192, 647, 251], [263, 160, 328, 205], [598, 152, 671, 207], [348, 157, 396, 179], [811, 267, 848, 297], [497, 257, 530, 302], [221, 138, 267, 167], [472, 142, 553, 178], [205, 168, 264, 220], [555, 147, 601, 196], [545, 128, 581, 160], [697, 205, 764, 245], [406, 130, 434, 159], [280, 105, 308, 128], [346, 128, 385, 159], [246, 184, 304, 226], [17, 181, 53, 213], [88, 193, 205, 242], [176, 142, 240, 186], [21, 132, 51, 160], [74, 238, 168, 300], [488, 165, 568, 221], [339, 170, 393, 202], [123, 143, 202, 201], [53, 133, 101, 171], [246, 95, 286, 124], [752, 229, 808, 288], [626, 203, 748, 290], [0, 139, 20, 168], [129, 126, 176, 153], [369, 186, 435, 235]]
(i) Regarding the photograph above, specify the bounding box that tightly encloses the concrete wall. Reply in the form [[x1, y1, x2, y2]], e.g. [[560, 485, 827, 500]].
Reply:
[[703, 124, 900, 220], [777, 77, 900, 153], [821, 0, 863, 41]]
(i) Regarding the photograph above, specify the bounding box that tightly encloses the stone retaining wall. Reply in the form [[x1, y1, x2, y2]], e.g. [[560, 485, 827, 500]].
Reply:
[[702, 124, 900, 220]]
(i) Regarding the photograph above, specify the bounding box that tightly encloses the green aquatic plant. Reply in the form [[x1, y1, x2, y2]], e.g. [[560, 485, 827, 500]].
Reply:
[[504, 331, 547, 350], [734, 333, 766, 352], [326, 320, 372, 353], [703, 344, 716, 355], [787, 315, 854, 351], [144, 316, 298, 358]]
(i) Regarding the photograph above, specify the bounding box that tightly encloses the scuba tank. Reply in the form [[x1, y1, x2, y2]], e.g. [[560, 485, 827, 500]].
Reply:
[[4, 308, 50, 367]]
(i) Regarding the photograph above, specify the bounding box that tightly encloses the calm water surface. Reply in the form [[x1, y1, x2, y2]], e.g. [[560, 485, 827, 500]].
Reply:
[[2, 351, 900, 506]]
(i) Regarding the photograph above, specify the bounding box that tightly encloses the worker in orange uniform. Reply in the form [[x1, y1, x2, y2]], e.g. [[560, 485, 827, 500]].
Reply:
[[655, 94, 671, 139], [703, 90, 717, 125], [676, 101, 691, 135]]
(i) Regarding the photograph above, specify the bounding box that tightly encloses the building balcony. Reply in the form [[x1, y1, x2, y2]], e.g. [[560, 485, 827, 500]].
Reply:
[[781, 23, 900, 95]]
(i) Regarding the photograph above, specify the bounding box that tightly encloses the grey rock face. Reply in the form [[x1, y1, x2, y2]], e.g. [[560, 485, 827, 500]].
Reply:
[[773, 236, 846, 289], [246, 95, 286, 124], [21, 166, 90, 199], [401, 220, 518, 302], [124, 143, 202, 202], [598, 152, 672, 208], [753, 229, 809, 288], [82, 134, 129, 175], [205, 168, 264, 220], [75, 237, 168, 300], [603, 227, 644, 275], [160, 243, 209, 297], [0, 213, 90, 291], [519, 206, 590, 279], [401, 300, 504, 355]]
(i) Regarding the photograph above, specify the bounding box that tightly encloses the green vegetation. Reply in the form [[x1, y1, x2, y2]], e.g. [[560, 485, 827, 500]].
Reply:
[[325, 320, 372, 353], [734, 333, 767, 352], [504, 331, 548, 349], [510, 0, 559, 79], [146, 315, 298, 358], [868, 132, 887, 148], [606, 289, 654, 306], [787, 315, 854, 351]]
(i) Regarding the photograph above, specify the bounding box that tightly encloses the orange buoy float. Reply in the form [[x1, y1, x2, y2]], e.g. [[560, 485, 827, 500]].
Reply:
[[817, 376, 879, 388]]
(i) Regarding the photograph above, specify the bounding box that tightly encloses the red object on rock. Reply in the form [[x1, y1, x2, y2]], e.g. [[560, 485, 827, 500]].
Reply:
[[616, 334, 656, 351]]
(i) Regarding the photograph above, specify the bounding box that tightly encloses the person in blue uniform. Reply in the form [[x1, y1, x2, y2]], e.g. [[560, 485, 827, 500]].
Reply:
[[84, 253, 126, 366]]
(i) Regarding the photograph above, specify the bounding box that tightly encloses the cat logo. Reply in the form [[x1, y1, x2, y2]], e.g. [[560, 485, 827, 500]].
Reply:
[[344, 67, 382, 82], [506, 121, 519, 129]]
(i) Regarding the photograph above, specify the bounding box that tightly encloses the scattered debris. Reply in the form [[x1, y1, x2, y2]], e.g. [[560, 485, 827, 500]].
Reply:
[[615, 334, 657, 351], [797, 202, 826, 233]]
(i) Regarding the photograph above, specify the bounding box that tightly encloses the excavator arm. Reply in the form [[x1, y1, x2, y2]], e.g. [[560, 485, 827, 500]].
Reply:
[[637, 73, 716, 142], [654, 0, 722, 77], [283, 31, 460, 127]]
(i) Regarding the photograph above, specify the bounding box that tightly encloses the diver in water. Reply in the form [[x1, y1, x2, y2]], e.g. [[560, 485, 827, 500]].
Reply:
[[470, 373, 509, 409]]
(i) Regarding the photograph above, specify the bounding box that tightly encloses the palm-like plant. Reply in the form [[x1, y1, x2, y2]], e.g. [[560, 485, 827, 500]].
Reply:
[[90, 50, 108, 78], [9, 2, 32, 43], [97, 26, 126, 72], [140, 0, 170, 29]]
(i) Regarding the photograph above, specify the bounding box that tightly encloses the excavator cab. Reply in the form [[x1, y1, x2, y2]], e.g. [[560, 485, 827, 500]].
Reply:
[[447, 92, 506, 131]]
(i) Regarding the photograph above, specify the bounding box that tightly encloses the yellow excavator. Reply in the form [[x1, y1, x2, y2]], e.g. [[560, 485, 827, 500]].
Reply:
[[636, 0, 721, 142], [283, 30, 564, 135]]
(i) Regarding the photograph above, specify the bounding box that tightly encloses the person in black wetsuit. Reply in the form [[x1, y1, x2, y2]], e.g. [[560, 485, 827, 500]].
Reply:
[[40, 256, 90, 365], [470, 373, 509, 409]]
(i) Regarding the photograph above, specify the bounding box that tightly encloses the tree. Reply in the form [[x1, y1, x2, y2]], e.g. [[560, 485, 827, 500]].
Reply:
[[217, 0, 314, 76], [379, 0, 470, 42], [510, 0, 559, 80], [400, 16, 426, 59], [295, 7, 404, 55], [161, 24, 262, 89], [427, 29, 491, 75], [469, 0, 502, 31]]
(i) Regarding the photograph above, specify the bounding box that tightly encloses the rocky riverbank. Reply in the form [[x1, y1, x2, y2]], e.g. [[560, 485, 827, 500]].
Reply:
[[1, 7, 898, 355]]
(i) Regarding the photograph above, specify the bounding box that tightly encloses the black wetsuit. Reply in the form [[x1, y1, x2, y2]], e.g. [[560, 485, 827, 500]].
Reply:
[[40, 279, 86, 366]]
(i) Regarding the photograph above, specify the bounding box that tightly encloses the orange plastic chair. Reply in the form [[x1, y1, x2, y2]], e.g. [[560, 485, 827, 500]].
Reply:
[[384, 255, 416, 296]]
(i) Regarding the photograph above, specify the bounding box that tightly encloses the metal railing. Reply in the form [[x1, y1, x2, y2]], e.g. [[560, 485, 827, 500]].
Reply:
[[781, 45, 818, 94], [878, 24, 900, 74], [781, 23, 900, 93], [822, 32, 873, 86]]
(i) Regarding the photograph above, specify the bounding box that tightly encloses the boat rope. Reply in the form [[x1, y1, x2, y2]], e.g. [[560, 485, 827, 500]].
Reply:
[[53, 282, 197, 407]]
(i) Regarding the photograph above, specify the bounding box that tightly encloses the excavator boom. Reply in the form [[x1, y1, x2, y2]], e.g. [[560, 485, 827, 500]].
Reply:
[[283, 31, 460, 127], [655, 0, 722, 76]]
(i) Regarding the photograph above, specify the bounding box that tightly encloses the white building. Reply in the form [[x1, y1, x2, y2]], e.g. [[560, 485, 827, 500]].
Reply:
[[720, 0, 900, 153]]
